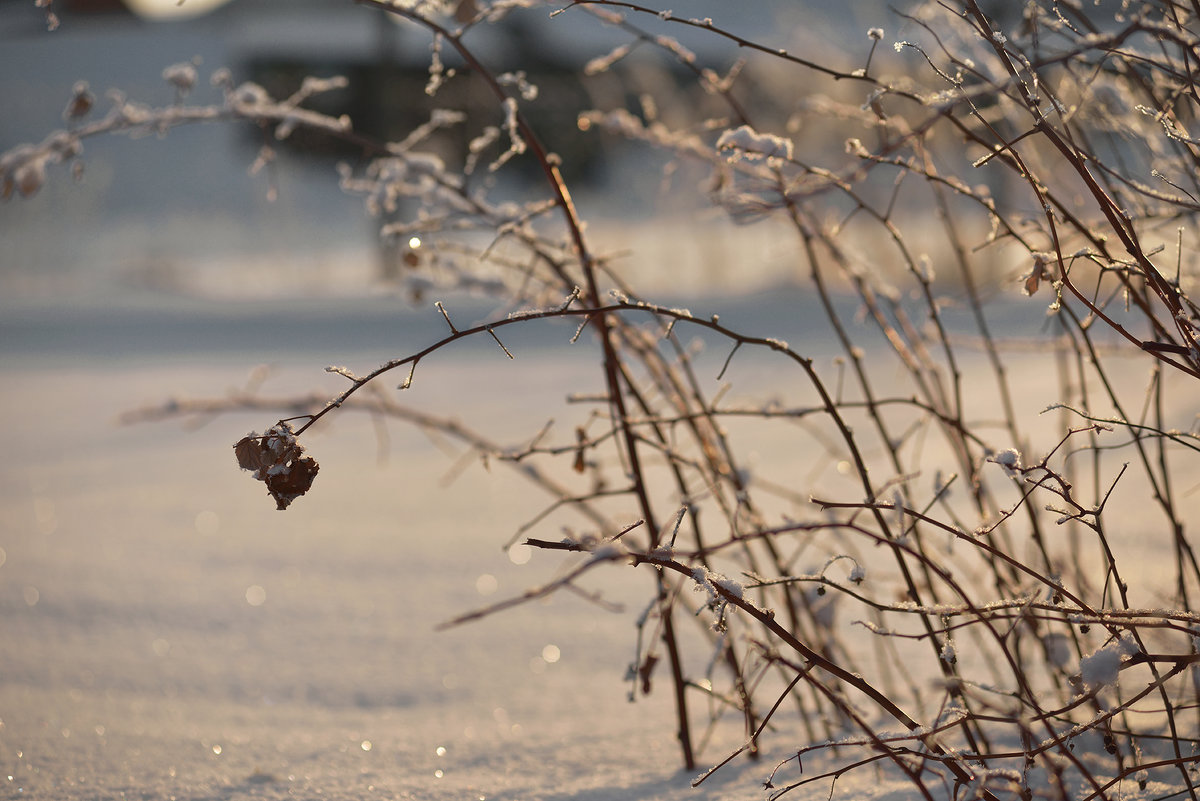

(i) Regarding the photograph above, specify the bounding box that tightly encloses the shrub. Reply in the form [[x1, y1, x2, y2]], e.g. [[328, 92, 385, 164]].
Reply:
[[6, 1, 1200, 799]]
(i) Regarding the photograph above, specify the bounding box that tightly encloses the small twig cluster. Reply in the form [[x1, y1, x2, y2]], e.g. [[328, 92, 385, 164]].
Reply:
[[12, 1, 1200, 799]]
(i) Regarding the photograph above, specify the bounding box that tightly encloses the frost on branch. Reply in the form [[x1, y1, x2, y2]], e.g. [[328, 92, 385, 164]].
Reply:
[[987, 448, 1022, 475], [715, 125, 793, 163], [1079, 637, 1138, 690], [2, 66, 351, 201], [162, 61, 198, 97], [63, 81, 94, 123], [233, 424, 319, 510]]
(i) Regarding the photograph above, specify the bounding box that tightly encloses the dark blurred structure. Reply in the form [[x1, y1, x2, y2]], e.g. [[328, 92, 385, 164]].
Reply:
[[0, 0, 878, 292]]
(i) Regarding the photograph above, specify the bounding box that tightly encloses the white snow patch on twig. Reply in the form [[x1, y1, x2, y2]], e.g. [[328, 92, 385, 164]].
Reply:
[[1079, 637, 1137, 689], [716, 125, 793, 163]]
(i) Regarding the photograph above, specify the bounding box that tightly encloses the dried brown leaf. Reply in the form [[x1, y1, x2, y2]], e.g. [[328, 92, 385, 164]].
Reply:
[[263, 455, 319, 511], [234, 427, 319, 510]]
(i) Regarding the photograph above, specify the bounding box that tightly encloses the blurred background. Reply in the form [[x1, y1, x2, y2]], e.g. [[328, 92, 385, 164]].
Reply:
[[0, 0, 913, 305], [2, 3, 1185, 799]]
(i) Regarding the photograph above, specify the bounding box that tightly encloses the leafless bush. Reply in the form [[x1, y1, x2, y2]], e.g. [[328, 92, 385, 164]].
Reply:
[[8, 1, 1200, 799]]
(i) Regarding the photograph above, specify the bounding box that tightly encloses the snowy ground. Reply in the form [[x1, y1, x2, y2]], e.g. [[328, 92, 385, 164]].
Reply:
[[2, 268, 1198, 801], [0, 290, 861, 801], [0, 288, 1067, 801]]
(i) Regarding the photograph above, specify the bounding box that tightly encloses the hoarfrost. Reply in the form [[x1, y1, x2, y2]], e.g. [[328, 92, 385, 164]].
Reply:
[[162, 62, 198, 96], [653, 35, 696, 64], [716, 125, 794, 163], [63, 81, 94, 122], [490, 97, 526, 171], [497, 71, 538, 101], [1079, 637, 1137, 689], [712, 575, 744, 600], [584, 44, 633, 76], [989, 448, 1022, 474]]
